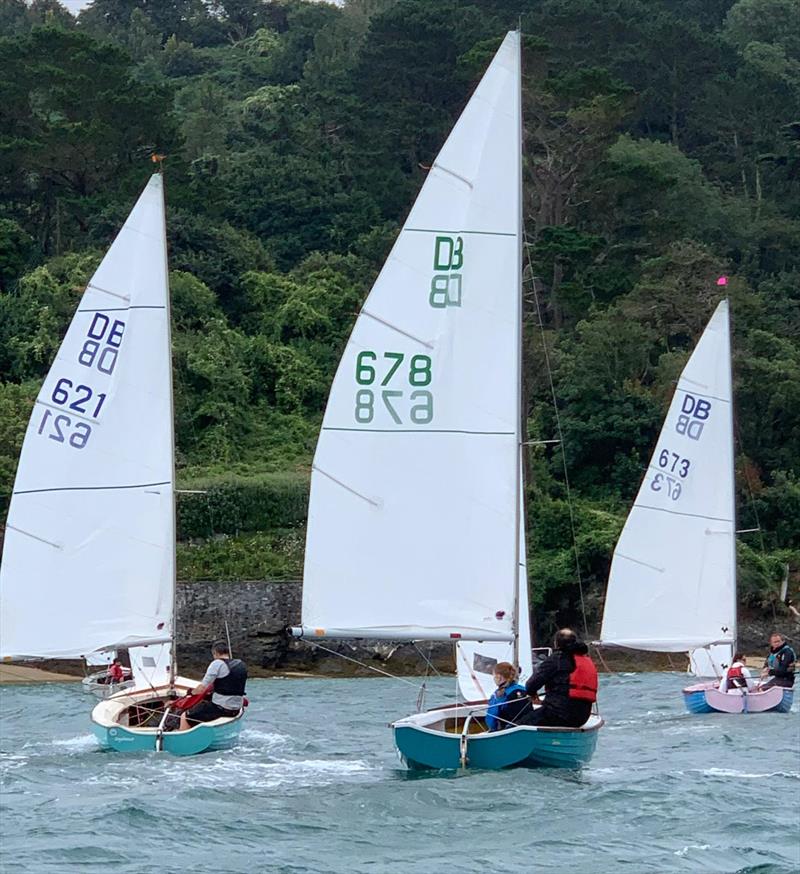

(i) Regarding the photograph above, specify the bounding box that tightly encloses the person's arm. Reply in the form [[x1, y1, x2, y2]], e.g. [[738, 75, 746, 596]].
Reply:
[[525, 659, 556, 696], [485, 693, 499, 731], [191, 660, 221, 695]]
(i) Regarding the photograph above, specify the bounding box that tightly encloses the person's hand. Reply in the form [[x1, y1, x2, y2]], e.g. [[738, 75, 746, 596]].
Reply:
[[531, 694, 542, 704]]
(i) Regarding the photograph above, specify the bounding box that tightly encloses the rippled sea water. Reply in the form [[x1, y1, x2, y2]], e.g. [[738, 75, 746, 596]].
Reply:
[[1, 672, 798, 873]]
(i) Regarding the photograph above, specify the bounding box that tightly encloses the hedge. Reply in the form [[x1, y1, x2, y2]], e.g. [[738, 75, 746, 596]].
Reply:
[[177, 471, 309, 540]]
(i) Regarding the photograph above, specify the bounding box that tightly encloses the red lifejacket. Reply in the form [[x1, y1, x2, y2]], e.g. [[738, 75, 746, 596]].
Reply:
[[107, 664, 124, 683], [569, 654, 598, 701], [727, 665, 744, 680]]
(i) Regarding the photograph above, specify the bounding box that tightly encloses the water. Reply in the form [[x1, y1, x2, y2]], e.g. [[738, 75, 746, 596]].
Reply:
[[1, 673, 798, 873]]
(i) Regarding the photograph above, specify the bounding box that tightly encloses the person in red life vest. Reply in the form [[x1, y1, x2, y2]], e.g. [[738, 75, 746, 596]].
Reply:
[[106, 658, 125, 685], [719, 653, 749, 692], [178, 640, 247, 731], [515, 628, 598, 728]]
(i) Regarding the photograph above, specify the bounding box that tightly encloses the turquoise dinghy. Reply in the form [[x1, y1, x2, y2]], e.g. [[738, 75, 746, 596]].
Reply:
[[289, 31, 603, 770], [91, 678, 245, 756], [393, 705, 603, 771]]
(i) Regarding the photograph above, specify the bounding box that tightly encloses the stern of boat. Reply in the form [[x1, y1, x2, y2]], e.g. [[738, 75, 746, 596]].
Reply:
[[90, 677, 245, 755], [391, 704, 603, 771]]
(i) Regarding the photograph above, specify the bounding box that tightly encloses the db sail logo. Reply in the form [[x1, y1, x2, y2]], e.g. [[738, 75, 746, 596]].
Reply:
[[675, 394, 711, 441]]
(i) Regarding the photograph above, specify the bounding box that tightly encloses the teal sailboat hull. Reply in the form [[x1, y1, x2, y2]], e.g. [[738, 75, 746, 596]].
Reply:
[[91, 712, 244, 756], [91, 680, 245, 756], [392, 705, 602, 770]]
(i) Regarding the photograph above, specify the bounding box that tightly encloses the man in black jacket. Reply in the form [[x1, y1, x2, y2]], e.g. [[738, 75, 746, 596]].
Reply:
[[515, 628, 598, 728], [760, 633, 796, 688]]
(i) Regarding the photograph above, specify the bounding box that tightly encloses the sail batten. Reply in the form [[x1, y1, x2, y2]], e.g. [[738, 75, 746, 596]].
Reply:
[[600, 300, 736, 653], [0, 175, 175, 661]]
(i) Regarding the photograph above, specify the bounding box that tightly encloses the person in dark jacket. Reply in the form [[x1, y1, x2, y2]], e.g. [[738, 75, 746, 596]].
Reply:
[[179, 640, 247, 730], [515, 628, 598, 728], [485, 661, 528, 731], [760, 633, 795, 689]]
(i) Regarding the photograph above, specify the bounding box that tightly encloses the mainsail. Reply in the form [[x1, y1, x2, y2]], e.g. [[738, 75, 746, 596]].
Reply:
[[0, 175, 175, 660], [295, 32, 522, 643], [599, 300, 736, 652]]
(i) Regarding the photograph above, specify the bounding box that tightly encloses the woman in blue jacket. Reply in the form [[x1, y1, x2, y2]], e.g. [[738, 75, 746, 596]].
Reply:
[[485, 662, 528, 731]]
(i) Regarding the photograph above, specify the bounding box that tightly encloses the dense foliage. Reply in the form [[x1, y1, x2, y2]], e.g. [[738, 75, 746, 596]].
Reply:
[[1, 0, 798, 630]]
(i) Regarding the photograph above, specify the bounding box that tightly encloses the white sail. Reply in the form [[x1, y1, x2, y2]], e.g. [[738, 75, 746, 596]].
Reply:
[[689, 644, 733, 679], [129, 642, 172, 688], [0, 175, 175, 660], [600, 300, 736, 651], [296, 32, 522, 642], [456, 487, 532, 699]]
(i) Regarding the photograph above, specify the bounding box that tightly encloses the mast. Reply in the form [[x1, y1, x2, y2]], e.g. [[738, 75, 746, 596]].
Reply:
[[726, 296, 738, 655], [512, 29, 524, 670], [158, 164, 178, 690]]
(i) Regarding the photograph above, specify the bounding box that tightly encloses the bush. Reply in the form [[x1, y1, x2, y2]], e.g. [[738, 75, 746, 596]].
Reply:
[[177, 471, 309, 539], [177, 529, 305, 581]]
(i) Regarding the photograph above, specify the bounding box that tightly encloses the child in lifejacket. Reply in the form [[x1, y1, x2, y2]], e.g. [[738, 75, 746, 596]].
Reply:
[[107, 658, 125, 684], [485, 661, 528, 731], [720, 653, 748, 692]]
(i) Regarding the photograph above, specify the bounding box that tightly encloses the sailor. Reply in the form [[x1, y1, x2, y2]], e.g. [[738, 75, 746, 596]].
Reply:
[[179, 640, 247, 730], [516, 628, 598, 728], [719, 653, 749, 692], [485, 661, 528, 731], [760, 633, 796, 688], [106, 658, 125, 685]]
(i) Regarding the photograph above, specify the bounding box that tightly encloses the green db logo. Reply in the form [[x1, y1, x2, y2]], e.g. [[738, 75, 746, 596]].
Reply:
[[430, 235, 463, 308]]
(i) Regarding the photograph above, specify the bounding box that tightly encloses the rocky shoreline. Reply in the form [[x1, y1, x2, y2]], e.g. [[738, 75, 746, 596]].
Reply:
[[6, 580, 797, 681]]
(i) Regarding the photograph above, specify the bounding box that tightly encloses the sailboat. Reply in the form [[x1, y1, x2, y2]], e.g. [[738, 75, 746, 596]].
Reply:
[[290, 31, 603, 769], [0, 174, 245, 753], [81, 651, 134, 699], [598, 298, 793, 715]]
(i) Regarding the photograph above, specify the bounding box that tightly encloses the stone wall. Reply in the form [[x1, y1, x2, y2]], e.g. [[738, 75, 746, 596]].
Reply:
[[175, 580, 454, 676]]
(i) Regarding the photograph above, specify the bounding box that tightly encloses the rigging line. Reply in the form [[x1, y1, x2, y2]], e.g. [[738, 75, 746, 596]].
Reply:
[[413, 641, 443, 677], [523, 227, 589, 638], [732, 416, 766, 554], [590, 642, 621, 680], [301, 639, 424, 690]]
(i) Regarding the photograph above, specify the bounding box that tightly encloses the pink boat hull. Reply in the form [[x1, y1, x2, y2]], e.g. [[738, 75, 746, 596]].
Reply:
[[683, 682, 793, 714]]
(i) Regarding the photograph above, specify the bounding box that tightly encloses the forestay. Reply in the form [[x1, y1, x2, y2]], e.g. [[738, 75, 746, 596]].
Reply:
[[600, 300, 735, 651], [296, 32, 522, 642], [0, 175, 175, 660]]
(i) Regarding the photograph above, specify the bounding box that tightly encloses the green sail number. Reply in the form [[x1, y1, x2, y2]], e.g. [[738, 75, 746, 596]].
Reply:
[[353, 351, 434, 424]]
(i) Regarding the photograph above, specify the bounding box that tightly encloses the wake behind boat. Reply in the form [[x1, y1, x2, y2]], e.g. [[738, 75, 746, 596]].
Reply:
[[290, 31, 602, 770], [0, 173, 244, 754]]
